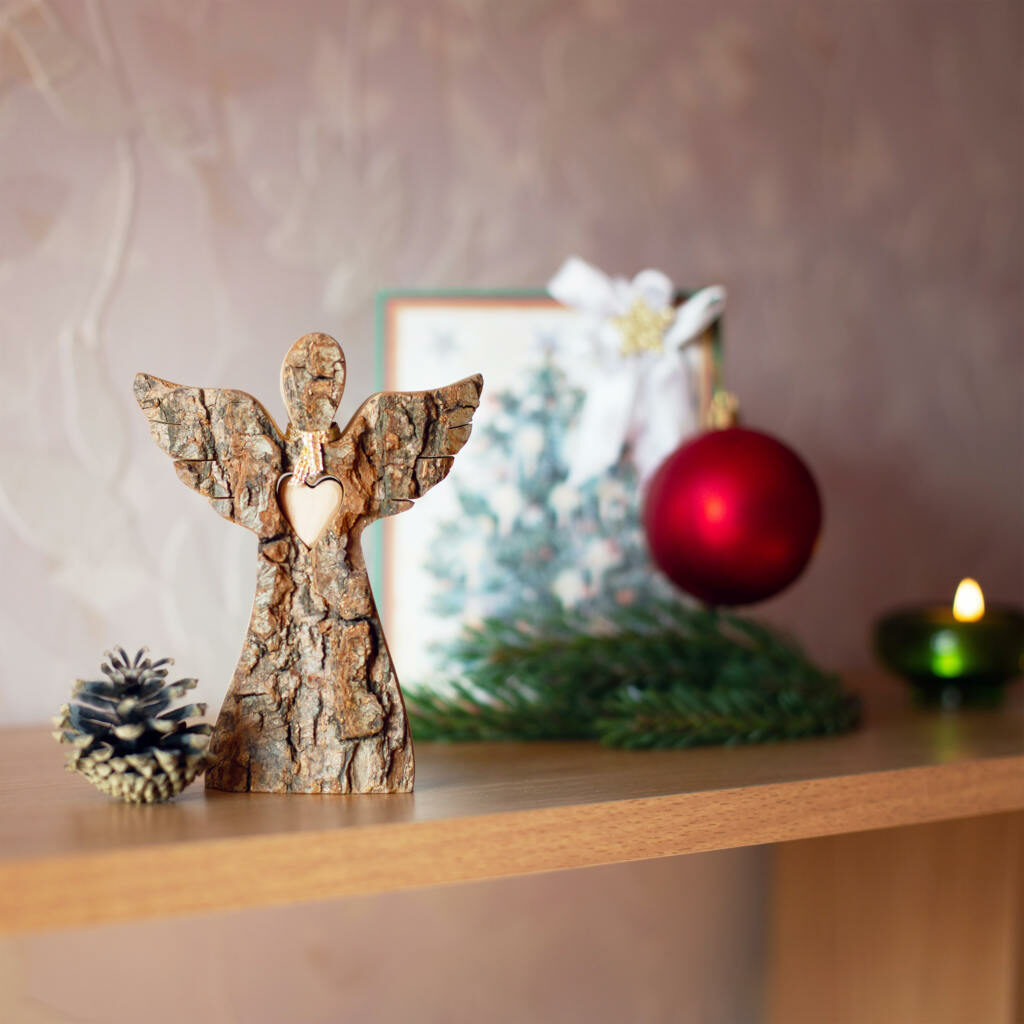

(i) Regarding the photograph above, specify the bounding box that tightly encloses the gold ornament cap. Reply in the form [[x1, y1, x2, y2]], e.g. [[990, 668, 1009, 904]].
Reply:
[[707, 390, 740, 430]]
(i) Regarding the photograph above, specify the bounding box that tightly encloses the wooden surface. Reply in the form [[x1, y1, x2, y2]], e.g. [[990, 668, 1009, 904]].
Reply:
[[4, 698, 1024, 932], [767, 813, 1023, 1024]]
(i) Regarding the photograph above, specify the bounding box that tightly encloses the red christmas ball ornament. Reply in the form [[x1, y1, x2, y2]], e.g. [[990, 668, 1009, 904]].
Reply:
[[643, 426, 823, 606]]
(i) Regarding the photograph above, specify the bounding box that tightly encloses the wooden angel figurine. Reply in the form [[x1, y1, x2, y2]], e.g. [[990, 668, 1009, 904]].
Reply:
[[135, 333, 483, 794]]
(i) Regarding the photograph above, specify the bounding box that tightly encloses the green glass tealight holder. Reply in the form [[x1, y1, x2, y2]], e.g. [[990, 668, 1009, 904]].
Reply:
[[875, 601, 1024, 709]]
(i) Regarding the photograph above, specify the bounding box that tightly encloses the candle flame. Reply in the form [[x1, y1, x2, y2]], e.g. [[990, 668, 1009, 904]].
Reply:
[[952, 578, 985, 622]]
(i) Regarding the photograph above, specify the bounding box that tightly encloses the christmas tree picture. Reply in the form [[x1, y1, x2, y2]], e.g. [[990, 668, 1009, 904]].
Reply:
[[379, 291, 703, 685], [423, 355, 673, 630]]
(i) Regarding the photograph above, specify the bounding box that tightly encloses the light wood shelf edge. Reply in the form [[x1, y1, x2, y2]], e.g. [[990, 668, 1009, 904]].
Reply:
[[5, 754, 1024, 933]]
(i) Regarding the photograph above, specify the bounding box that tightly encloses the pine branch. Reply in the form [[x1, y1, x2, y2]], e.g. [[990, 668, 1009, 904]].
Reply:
[[407, 598, 861, 749], [595, 685, 861, 749]]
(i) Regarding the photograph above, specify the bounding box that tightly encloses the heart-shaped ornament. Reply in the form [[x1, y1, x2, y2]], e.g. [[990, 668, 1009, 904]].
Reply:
[[277, 475, 343, 547]]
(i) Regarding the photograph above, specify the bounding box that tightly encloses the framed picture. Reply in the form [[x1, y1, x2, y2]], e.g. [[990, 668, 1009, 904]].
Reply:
[[376, 289, 718, 688]]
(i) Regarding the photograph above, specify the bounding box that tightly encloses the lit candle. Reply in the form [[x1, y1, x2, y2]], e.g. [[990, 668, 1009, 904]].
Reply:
[[875, 578, 1024, 708]]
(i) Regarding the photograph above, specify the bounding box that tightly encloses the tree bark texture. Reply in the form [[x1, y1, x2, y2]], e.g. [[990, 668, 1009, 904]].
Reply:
[[134, 333, 482, 793]]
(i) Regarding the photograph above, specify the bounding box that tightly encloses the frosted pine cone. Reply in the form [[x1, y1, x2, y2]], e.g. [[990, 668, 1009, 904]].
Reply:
[[54, 647, 212, 804]]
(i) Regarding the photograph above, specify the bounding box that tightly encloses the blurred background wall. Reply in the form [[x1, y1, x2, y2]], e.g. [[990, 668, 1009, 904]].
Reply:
[[1, 1, 1019, 1021], [1, 0, 1019, 723], [1, 851, 768, 1023]]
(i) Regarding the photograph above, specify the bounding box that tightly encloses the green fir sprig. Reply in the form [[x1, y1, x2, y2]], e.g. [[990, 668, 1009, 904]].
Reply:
[[408, 599, 860, 749]]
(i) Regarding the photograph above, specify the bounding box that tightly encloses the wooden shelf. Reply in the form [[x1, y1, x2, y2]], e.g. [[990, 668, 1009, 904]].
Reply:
[[4, 698, 1024, 933]]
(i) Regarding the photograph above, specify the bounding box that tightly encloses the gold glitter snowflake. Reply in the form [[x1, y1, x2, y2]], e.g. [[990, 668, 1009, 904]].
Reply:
[[613, 298, 675, 356]]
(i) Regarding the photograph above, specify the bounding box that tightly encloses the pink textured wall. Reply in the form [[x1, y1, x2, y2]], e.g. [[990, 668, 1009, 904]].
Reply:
[[1, 1, 1019, 726]]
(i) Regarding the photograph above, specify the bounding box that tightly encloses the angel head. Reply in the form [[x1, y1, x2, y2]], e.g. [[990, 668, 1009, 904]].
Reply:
[[280, 332, 347, 431]]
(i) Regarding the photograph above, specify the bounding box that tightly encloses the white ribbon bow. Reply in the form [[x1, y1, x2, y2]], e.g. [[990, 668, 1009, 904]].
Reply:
[[548, 257, 726, 487]]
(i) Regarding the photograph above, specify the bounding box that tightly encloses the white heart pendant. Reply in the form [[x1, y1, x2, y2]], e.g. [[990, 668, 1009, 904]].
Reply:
[[277, 475, 343, 547]]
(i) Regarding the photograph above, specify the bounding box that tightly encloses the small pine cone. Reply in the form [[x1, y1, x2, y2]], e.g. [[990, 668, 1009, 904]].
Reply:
[[54, 647, 213, 804]]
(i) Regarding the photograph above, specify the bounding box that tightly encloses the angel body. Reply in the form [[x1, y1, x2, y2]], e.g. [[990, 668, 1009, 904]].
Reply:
[[135, 333, 482, 793]]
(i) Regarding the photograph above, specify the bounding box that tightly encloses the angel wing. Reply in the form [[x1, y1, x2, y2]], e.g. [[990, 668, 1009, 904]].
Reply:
[[134, 373, 286, 537], [331, 373, 483, 522]]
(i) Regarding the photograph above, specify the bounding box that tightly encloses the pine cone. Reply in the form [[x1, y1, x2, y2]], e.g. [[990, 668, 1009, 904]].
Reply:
[[53, 647, 213, 804]]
